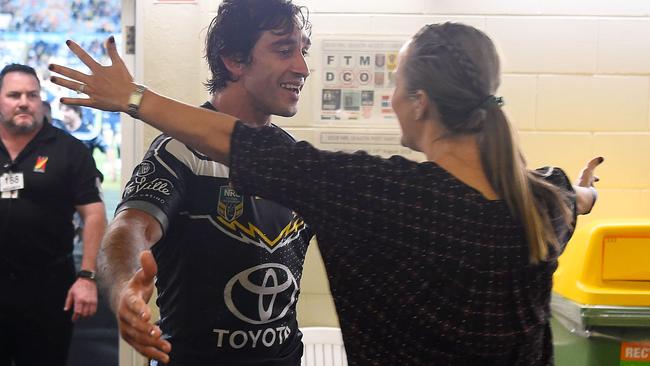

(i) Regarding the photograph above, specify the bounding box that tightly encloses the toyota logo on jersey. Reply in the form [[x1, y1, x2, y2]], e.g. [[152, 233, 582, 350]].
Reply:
[[224, 263, 298, 325]]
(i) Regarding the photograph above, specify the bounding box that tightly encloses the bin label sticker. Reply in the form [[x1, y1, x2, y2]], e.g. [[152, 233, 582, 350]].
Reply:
[[621, 342, 650, 366]]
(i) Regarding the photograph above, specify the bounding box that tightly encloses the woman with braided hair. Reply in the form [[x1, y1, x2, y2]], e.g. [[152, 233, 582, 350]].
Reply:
[[51, 22, 601, 365]]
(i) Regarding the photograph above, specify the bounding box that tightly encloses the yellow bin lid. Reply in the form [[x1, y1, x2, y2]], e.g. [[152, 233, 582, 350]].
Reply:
[[553, 219, 650, 306]]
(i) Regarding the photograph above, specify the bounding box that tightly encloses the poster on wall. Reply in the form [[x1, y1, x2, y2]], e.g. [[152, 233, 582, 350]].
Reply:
[[319, 39, 404, 123], [318, 131, 422, 160]]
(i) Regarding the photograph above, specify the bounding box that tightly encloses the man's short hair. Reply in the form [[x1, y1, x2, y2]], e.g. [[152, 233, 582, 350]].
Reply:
[[204, 0, 311, 93], [0, 63, 40, 90]]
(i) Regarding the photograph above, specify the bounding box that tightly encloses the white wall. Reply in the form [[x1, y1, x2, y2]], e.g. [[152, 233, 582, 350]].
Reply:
[[137, 0, 650, 329]]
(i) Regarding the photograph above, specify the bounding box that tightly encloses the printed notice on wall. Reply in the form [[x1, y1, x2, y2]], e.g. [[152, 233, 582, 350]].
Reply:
[[318, 132, 425, 161], [319, 39, 403, 123]]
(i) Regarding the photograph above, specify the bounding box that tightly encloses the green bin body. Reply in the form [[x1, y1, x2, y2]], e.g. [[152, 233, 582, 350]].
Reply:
[[552, 294, 650, 366]]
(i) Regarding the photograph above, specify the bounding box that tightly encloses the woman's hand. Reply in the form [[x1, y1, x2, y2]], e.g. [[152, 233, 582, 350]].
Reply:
[[49, 36, 237, 166], [574, 156, 604, 215], [48, 36, 135, 113], [576, 156, 603, 188]]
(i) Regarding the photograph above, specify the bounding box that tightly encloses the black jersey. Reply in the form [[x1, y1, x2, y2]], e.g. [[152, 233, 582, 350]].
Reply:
[[116, 104, 312, 365]]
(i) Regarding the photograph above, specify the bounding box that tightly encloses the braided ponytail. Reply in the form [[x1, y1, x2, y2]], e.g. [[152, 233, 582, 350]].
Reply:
[[404, 23, 572, 263]]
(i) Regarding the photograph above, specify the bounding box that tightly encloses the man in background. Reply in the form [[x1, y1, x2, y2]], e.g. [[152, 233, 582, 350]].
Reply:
[[60, 103, 108, 155], [0, 63, 106, 365]]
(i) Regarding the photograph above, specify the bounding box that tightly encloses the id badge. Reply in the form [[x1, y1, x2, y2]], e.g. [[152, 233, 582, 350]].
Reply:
[[0, 172, 24, 192]]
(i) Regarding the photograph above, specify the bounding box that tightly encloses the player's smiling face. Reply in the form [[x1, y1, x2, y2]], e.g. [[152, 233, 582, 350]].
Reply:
[[239, 23, 311, 118]]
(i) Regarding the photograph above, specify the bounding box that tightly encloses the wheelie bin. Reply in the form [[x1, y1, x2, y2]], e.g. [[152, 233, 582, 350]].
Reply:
[[552, 220, 650, 366]]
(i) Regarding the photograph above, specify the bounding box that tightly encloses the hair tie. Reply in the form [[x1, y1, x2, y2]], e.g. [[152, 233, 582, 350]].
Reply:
[[479, 95, 504, 109]]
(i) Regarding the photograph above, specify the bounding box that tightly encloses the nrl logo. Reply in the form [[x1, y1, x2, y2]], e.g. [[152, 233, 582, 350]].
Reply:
[[218, 186, 243, 222], [135, 160, 155, 177]]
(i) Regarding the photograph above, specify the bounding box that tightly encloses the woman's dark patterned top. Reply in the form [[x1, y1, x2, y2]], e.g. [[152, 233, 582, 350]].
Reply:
[[229, 122, 577, 366]]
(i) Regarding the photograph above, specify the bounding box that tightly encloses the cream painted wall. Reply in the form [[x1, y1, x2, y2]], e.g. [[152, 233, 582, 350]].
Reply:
[[137, 0, 650, 329]]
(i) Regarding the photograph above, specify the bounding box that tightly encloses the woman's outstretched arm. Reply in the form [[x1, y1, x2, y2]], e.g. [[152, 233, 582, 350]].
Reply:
[[573, 156, 604, 215], [49, 37, 235, 164]]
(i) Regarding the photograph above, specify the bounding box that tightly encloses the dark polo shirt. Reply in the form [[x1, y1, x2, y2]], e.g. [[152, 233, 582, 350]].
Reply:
[[0, 122, 101, 277]]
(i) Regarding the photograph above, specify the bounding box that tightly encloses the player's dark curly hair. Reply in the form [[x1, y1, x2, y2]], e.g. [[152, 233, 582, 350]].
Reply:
[[204, 0, 311, 93]]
